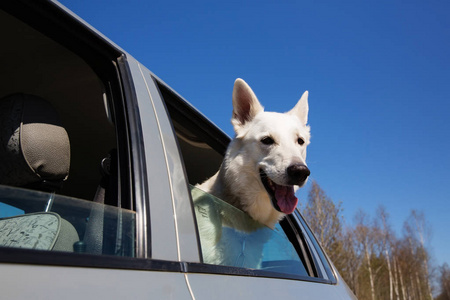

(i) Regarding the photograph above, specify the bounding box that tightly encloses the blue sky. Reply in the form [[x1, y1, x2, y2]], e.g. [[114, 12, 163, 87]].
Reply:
[[59, 0, 450, 267]]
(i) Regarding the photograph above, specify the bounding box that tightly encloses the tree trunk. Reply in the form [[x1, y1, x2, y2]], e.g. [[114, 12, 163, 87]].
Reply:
[[422, 262, 433, 300], [385, 248, 394, 300], [365, 245, 376, 300], [410, 274, 417, 300], [415, 272, 422, 300], [399, 266, 407, 300], [393, 257, 400, 300]]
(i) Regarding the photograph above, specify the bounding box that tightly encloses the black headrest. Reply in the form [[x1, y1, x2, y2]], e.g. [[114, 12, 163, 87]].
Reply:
[[0, 93, 70, 189]]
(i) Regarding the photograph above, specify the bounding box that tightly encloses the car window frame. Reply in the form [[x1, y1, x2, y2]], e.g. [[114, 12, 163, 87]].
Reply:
[[294, 210, 338, 284]]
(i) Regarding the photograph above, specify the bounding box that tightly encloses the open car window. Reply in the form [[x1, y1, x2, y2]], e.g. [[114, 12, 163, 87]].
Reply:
[[155, 80, 321, 280], [191, 185, 308, 276]]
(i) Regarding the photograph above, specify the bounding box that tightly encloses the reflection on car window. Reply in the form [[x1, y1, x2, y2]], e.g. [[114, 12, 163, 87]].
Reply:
[[191, 185, 308, 276], [0, 202, 24, 218], [0, 185, 135, 256]]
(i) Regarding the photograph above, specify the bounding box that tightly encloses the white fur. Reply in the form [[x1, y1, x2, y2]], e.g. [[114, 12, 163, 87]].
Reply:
[[198, 78, 310, 228]]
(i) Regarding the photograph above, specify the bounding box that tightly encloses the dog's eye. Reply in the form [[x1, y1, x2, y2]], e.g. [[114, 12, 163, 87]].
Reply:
[[261, 136, 275, 145], [297, 138, 305, 146]]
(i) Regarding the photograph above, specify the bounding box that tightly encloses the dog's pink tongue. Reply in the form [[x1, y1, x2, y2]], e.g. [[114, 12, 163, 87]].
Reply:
[[274, 185, 298, 214]]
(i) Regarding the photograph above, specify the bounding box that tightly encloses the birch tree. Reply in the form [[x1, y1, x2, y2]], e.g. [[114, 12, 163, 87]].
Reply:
[[375, 206, 395, 300], [301, 180, 344, 265], [298, 182, 437, 300], [353, 209, 378, 300], [403, 210, 433, 300]]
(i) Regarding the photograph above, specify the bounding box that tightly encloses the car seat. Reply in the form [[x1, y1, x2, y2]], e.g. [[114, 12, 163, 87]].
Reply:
[[0, 93, 79, 252]]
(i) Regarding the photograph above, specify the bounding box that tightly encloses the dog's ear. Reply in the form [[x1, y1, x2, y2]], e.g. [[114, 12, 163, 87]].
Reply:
[[231, 78, 264, 134], [288, 91, 309, 125]]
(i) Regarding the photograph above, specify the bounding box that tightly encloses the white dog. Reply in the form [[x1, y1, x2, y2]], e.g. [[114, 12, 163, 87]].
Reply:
[[198, 78, 310, 229], [194, 78, 311, 267]]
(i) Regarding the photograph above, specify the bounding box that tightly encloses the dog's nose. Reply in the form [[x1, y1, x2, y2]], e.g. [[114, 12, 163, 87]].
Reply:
[[287, 163, 310, 184]]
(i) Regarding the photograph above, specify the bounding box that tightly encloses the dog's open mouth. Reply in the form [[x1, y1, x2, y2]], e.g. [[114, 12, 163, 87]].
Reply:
[[260, 170, 298, 215]]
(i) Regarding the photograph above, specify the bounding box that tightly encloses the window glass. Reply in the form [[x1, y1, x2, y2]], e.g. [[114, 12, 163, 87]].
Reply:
[[0, 185, 135, 256], [191, 185, 308, 276], [0, 203, 24, 218]]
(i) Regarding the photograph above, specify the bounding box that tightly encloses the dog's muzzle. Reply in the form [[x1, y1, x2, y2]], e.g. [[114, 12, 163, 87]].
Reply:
[[260, 164, 310, 215]]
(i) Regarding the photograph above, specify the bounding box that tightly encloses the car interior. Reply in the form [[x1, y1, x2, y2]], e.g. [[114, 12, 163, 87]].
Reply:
[[0, 9, 116, 201], [0, 8, 137, 256]]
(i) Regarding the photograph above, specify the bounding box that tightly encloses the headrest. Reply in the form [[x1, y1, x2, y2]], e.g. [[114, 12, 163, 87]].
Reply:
[[0, 94, 70, 188]]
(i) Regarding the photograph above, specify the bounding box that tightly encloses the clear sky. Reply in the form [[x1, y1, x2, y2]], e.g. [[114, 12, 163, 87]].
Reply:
[[59, 0, 450, 267]]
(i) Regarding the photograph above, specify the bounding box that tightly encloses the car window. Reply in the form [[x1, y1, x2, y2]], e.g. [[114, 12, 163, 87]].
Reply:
[[191, 185, 308, 276], [0, 185, 135, 255], [156, 80, 318, 279]]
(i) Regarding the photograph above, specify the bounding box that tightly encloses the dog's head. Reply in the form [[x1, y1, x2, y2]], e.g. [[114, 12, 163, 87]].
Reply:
[[230, 78, 310, 216]]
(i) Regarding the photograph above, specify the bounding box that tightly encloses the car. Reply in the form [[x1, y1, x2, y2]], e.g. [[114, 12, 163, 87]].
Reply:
[[0, 1, 356, 299]]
